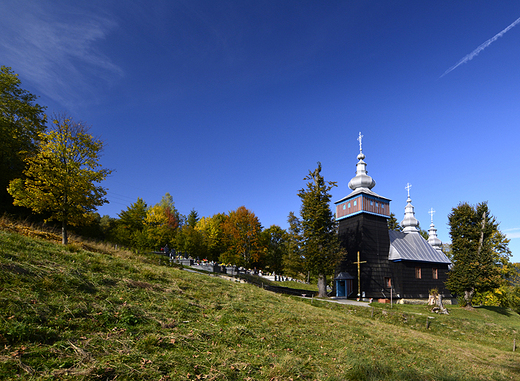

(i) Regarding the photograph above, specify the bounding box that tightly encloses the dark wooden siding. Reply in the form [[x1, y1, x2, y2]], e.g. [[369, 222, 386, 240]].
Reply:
[[337, 213, 451, 299], [337, 213, 393, 298], [398, 261, 450, 298]]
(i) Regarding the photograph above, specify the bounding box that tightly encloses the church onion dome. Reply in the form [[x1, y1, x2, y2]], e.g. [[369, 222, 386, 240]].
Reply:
[[348, 136, 376, 191], [427, 209, 443, 252], [401, 184, 420, 233]]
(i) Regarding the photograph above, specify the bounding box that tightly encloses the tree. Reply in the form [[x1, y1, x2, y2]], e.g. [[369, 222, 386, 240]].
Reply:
[[176, 224, 206, 259], [186, 209, 199, 228], [221, 206, 263, 268], [7, 114, 111, 244], [0, 66, 47, 213], [297, 162, 343, 297], [418, 228, 429, 241], [263, 225, 288, 275], [142, 193, 180, 250], [445, 202, 510, 307], [282, 212, 306, 280], [387, 213, 403, 232], [112, 198, 148, 249], [196, 213, 228, 262]]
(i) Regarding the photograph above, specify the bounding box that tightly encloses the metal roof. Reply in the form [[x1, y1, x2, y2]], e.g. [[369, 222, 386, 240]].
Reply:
[[334, 272, 355, 280], [335, 187, 391, 204], [388, 230, 451, 264]]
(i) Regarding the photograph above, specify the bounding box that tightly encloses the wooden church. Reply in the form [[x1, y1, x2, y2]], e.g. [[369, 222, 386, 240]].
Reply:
[[334, 133, 451, 300]]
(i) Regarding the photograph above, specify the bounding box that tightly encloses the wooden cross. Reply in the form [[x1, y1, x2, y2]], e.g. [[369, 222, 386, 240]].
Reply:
[[405, 183, 412, 198], [357, 132, 364, 152], [353, 251, 366, 298], [428, 208, 436, 223]]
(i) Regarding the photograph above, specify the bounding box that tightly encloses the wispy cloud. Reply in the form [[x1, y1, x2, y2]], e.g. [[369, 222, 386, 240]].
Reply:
[[504, 228, 520, 239], [440, 16, 520, 78], [0, 1, 123, 109]]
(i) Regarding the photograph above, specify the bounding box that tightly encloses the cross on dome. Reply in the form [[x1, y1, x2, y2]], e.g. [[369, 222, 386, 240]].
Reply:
[[357, 132, 363, 152], [405, 183, 412, 198], [348, 132, 375, 190], [428, 208, 436, 223], [401, 183, 419, 233]]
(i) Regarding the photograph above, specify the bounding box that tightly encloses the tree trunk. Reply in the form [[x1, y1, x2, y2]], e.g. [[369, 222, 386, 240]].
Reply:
[[476, 211, 486, 257], [62, 220, 68, 245], [317, 274, 327, 297], [464, 288, 474, 307]]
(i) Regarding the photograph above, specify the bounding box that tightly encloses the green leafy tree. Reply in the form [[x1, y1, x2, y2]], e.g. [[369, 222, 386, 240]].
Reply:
[[72, 212, 105, 240], [112, 198, 148, 249], [282, 212, 306, 280], [263, 225, 288, 275], [99, 214, 117, 239], [472, 230, 515, 308], [0, 66, 47, 213], [176, 225, 206, 259], [446, 202, 510, 307], [418, 227, 429, 241], [298, 162, 343, 297], [442, 243, 453, 261], [510, 263, 520, 287], [7, 114, 111, 244]]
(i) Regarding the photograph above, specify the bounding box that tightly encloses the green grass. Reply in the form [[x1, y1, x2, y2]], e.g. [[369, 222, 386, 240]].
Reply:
[[1, 229, 519, 380]]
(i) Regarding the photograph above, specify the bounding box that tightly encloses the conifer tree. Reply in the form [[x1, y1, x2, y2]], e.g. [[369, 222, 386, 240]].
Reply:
[[113, 198, 148, 249], [387, 213, 403, 231], [297, 162, 343, 297], [263, 224, 288, 275], [282, 212, 306, 280]]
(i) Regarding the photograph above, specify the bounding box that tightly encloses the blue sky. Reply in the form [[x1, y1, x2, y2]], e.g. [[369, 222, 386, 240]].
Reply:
[[2, 1, 520, 262]]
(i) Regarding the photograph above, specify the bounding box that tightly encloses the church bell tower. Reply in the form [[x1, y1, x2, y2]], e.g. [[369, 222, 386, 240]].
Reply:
[[335, 133, 392, 299]]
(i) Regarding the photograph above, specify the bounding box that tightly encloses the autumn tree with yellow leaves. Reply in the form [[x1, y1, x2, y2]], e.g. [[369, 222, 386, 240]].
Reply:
[[221, 206, 263, 268], [8, 114, 111, 244]]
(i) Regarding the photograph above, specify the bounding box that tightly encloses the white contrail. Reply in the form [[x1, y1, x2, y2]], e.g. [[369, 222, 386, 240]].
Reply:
[[440, 16, 520, 78]]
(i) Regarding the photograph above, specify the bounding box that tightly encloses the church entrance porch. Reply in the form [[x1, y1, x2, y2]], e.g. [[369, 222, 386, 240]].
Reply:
[[334, 272, 355, 297]]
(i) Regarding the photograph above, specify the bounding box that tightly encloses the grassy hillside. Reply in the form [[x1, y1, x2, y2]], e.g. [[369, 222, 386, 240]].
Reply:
[[0, 227, 519, 380]]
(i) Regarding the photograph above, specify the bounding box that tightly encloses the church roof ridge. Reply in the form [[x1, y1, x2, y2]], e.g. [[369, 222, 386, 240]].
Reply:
[[389, 230, 451, 264]]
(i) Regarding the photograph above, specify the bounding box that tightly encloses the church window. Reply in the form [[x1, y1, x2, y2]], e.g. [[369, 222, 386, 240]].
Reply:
[[415, 267, 422, 279], [432, 268, 438, 279], [343, 204, 346, 210], [348, 202, 351, 208], [354, 200, 357, 206], [370, 200, 373, 206], [384, 277, 392, 288]]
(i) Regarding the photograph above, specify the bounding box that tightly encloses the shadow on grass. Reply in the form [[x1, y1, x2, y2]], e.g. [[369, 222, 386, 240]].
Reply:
[[347, 360, 465, 381], [475, 305, 512, 317]]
